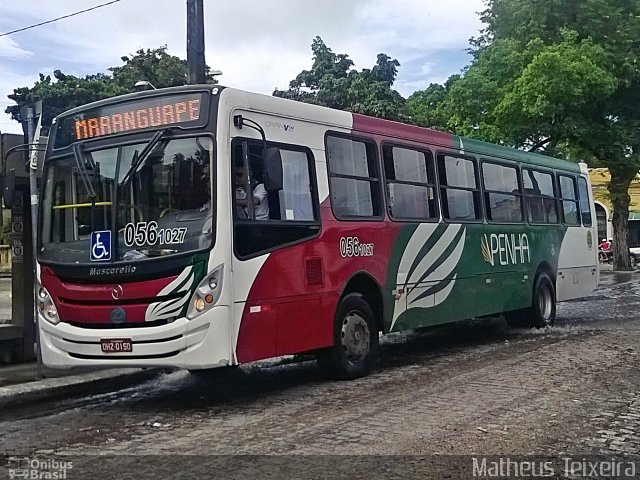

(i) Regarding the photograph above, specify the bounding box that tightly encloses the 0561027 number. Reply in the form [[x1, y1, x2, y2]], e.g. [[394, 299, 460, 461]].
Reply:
[[123, 221, 187, 247], [339, 236, 374, 258]]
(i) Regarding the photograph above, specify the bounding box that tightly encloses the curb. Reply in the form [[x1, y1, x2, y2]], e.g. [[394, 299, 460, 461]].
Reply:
[[0, 368, 161, 409]]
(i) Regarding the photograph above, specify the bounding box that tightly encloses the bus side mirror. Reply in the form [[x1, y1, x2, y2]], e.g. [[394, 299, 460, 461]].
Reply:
[[263, 147, 283, 192], [3, 169, 16, 209]]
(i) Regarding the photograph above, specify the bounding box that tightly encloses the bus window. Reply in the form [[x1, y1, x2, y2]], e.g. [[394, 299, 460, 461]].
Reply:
[[437, 154, 481, 221], [482, 162, 523, 223], [523, 169, 558, 224], [326, 135, 382, 219], [577, 177, 593, 227], [559, 175, 580, 225], [50, 181, 66, 242], [232, 139, 320, 258], [231, 141, 316, 222], [232, 142, 269, 220], [383, 145, 437, 221], [279, 150, 314, 221]]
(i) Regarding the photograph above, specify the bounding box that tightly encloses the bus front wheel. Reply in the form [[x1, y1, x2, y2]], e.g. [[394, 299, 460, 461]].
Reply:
[[317, 293, 379, 380]]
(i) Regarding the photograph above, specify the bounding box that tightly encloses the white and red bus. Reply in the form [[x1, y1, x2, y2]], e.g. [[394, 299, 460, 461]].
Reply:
[[37, 85, 598, 378]]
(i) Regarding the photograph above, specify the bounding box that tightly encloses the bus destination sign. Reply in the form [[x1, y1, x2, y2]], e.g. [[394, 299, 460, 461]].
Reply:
[[54, 92, 209, 148]]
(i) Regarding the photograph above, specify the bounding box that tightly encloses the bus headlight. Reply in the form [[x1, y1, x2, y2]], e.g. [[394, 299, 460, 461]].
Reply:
[[36, 283, 60, 325], [187, 264, 223, 320]]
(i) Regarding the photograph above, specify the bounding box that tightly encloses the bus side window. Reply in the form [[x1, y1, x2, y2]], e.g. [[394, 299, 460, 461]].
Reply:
[[383, 145, 437, 221], [523, 169, 558, 224], [577, 177, 592, 227], [559, 175, 580, 225], [326, 135, 382, 219], [437, 153, 482, 222], [232, 138, 320, 258], [231, 142, 271, 220], [481, 161, 522, 223], [278, 150, 315, 221]]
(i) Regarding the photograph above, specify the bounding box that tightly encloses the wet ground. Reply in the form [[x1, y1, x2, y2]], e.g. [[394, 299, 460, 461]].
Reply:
[[0, 274, 639, 478]]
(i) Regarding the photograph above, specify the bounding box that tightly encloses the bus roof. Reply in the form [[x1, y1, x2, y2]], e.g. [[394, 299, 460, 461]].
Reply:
[[352, 114, 581, 173], [54, 84, 581, 174]]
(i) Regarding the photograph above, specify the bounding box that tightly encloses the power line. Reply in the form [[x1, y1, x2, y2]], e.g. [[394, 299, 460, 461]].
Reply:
[[0, 0, 122, 38]]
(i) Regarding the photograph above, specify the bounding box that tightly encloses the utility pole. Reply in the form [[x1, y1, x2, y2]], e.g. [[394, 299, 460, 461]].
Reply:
[[186, 0, 206, 84]]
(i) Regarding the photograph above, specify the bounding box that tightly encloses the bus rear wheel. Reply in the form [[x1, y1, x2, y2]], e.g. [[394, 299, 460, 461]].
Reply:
[[317, 293, 379, 380], [530, 272, 556, 328], [505, 272, 556, 328]]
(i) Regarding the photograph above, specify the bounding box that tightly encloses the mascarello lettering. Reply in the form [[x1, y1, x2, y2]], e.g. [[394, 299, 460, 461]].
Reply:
[[89, 265, 137, 276]]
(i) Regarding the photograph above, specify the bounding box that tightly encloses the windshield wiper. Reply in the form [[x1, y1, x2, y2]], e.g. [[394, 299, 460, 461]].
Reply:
[[120, 128, 170, 185], [72, 143, 97, 200], [72, 143, 98, 233]]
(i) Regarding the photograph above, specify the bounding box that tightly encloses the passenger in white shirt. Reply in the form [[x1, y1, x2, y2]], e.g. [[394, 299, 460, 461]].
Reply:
[[235, 166, 269, 220]]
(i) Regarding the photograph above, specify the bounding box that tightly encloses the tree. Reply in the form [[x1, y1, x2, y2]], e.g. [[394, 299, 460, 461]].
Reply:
[[405, 75, 460, 130], [409, 0, 640, 269], [110, 46, 217, 90], [5, 46, 214, 134], [274, 37, 407, 121], [5, 70, 120, 134]]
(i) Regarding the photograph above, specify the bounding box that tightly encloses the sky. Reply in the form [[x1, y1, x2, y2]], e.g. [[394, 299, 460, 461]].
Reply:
[[0, 0, 486, 134]]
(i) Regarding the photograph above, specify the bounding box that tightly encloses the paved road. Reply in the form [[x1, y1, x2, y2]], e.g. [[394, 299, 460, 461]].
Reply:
[[0, 278, 639, 477]]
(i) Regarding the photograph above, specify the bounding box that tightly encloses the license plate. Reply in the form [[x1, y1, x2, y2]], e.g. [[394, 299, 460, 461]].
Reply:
[[100, 338, 132, 353]]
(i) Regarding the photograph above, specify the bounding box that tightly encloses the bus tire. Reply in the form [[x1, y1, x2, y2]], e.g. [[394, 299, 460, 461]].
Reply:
[[505, 272, 556, 328], [317, 293, 379, 380], [527, 272, 556, 328]]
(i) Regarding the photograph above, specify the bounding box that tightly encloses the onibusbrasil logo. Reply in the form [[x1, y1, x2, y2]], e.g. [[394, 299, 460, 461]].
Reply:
[[7, 456, 73, 479]]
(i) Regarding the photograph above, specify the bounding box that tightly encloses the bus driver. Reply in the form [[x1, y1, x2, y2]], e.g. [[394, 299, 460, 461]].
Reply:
[[235, 166, 269, 220]]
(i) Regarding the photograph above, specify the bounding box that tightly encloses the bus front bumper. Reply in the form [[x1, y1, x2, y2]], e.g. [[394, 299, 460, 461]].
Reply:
[[38, 306, 232, 370]]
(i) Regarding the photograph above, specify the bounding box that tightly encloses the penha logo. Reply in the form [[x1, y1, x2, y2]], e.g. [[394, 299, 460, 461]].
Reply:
[[482, 233, 531, 266]]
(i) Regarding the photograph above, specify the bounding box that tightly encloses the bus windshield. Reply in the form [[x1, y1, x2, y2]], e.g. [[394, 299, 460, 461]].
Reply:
[[40, 135, 213, 264]]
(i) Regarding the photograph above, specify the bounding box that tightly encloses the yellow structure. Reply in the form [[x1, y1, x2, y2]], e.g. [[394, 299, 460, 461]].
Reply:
[[589, 168, 640, 246], [589, 168, 640, 213]]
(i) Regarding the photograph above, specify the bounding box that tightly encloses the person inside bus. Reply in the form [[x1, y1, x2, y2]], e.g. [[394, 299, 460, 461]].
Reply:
[[235, 165, 269, 220]]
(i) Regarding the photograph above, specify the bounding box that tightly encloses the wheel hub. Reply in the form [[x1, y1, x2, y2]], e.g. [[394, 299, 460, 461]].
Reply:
[[341, 311, 370, 362]]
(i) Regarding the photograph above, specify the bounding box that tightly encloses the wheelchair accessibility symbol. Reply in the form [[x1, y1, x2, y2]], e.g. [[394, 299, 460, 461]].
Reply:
[[90, 230, 111, 261]]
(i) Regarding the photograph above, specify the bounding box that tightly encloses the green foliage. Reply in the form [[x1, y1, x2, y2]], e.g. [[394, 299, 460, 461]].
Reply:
[[109, 46, 217, 90], [5, 70, 121, 134], [413, 1, 640, 158], [4, 46, 215, 134], [406, 76, 460, 131], [274, 37, 407, 121], [109, 46, 189, 90], [410, 0, 640, 267]]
